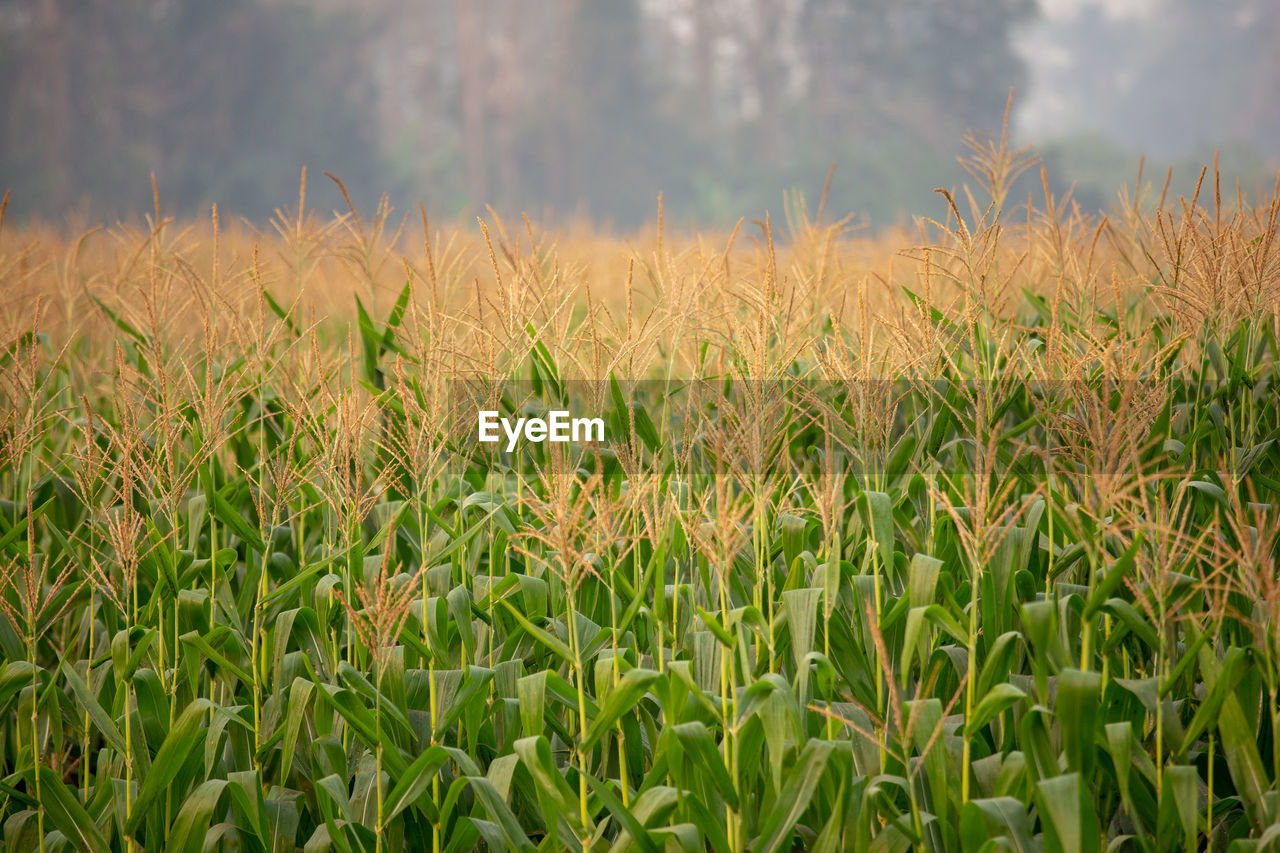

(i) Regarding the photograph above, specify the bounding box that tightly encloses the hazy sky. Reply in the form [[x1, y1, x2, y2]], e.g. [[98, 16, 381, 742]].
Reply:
[[1035, 0, 1156, 17], [1016, 0, 1157, 139]]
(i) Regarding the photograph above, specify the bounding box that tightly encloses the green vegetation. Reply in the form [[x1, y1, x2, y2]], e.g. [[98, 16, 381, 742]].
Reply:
[[2, 157, 1280, 851]]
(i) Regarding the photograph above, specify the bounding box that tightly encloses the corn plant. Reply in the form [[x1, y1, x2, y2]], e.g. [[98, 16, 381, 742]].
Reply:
[[2, 155, 1280, 852]]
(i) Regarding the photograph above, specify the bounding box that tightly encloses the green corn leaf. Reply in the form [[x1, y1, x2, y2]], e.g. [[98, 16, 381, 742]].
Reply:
[[1035, 773, 1100, 853], [126, 698, 213, 836], [20, 767, 111, 853], [1189, 622, 1269, 829], [959, 797, 1037, 853], [466, 775, 537, 853], [586, 771, 658, 853], [500, 599, 574, 661], [696, 607, 737, 648], [432, 665, 494, 737], [319, 684, 409, 778], [383, 745, 449, 823], [63, 664, 127, 755], [907, 553, 943, 608], [582, 668, 659, 751], [751, 739, 837, 853], [671, 721, 739, 810], [781, 588, 822, 673], [1057, 668, 1102, 778], [167, 780, 230, 853], [179, 630, 252, 684], [858, 490, 895, 572], [513, 735, 583, 838], [1163, 764, 1199, 848], [962, 683, 1027, 735], [517, 670, 548, 738], [1179, 646, 1246, 757], [0, 660, 37, 713], [203, 479, 266, 553], [279, 677, 315, 785], [1082, 532, 1144, 621]]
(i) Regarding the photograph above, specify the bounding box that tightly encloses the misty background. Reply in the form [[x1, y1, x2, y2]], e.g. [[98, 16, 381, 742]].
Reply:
[[2, 0, 1277, 228]]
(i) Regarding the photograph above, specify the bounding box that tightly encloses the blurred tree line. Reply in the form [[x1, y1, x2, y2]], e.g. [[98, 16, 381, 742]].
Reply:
[[5, 0, 1037, 226], [0, 0, 381, 222], [1022, 0, 1280, 213]]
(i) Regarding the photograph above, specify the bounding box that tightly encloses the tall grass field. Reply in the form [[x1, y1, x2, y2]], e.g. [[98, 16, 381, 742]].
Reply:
[[3, 151, 1280, 852]]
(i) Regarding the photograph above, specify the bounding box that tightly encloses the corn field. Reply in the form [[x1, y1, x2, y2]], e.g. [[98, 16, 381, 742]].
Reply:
[[3, 154, 1280, 852]]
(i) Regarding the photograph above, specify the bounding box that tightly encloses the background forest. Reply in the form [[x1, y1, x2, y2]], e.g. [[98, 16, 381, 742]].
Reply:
[[2, 0, 1278, 228]]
